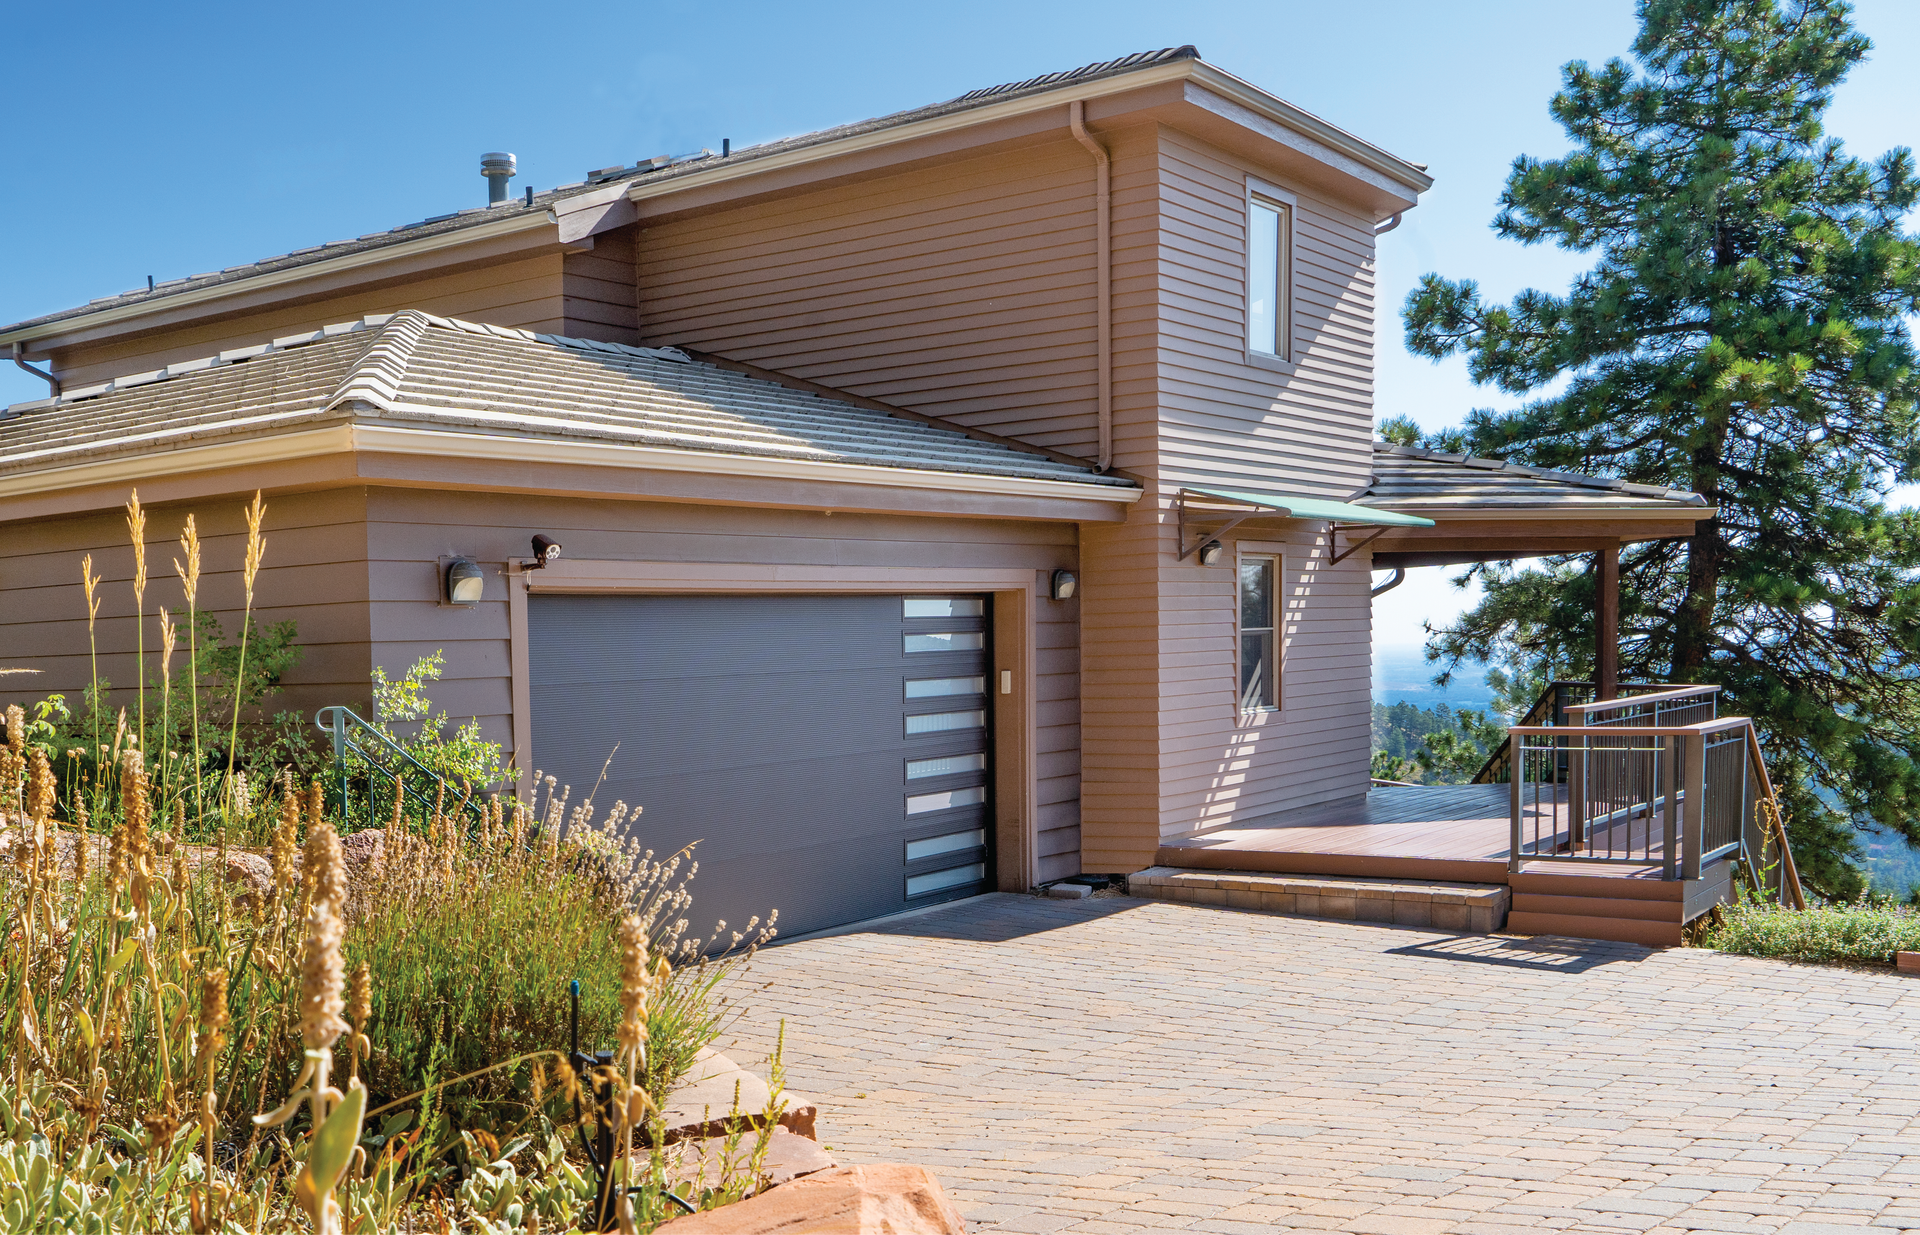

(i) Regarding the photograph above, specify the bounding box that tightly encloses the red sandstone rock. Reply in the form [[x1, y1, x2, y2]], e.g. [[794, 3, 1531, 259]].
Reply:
[[653, 1164, 967, 1234], [665, 1126, 838, 1194]]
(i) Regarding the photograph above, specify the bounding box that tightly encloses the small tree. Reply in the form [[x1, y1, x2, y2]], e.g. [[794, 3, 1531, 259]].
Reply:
[[1400, 0, 1920, 895]]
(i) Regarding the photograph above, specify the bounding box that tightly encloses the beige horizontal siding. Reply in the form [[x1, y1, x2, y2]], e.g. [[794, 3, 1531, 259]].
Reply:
[[363, 488, 1083, 874], [631, 131, 1170, 462], [0, 488, 374, 728], [50, 258, 571, 389]]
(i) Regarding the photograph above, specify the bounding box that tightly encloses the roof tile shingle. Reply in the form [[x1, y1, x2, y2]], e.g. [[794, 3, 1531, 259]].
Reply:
[[1362, 444, 1706, 511], [0, 311, 1131, 495]]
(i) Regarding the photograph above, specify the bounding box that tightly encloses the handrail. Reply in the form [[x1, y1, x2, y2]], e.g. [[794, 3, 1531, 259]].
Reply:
[[1744, 725, 1806, 910], [1470, 680, 1668, 785], [1563, 684, 1722, 716], [314, 705, 485, 827], [1508, 715, 1755, 739]]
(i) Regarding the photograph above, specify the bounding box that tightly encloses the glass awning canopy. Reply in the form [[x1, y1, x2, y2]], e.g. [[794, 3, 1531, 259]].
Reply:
[[1176, 487, 1434, 562]]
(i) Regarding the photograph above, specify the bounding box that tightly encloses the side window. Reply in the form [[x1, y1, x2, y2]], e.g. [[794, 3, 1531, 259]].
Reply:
[[1247, 194, 1292, 361], [1239, 554, 1280, 711]]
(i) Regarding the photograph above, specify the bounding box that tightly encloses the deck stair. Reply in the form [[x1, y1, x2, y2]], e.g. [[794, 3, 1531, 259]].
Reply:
[[1507, 864, 1733, 947], [1128, 866, 1510, 933]]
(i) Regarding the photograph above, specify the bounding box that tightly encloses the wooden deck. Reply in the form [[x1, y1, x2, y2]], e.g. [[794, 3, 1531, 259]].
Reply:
[[1155, 785, 1732, 946], [1160, 784, 1661, 884]]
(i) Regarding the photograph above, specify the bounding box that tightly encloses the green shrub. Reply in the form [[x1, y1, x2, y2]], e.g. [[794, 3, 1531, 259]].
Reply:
[[1699, 895, 1920, 964]]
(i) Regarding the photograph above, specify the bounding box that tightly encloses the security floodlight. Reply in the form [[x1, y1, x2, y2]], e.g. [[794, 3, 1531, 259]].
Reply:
[[445, 557, 485, 606], [530, 534, 562, 568], [1050, 569, 1077, 601], [1198, 541, 1224, 567]]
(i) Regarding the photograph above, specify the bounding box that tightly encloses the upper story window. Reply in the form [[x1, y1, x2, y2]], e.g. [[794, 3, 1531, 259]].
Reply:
[[1246, 183, 1294, 362]]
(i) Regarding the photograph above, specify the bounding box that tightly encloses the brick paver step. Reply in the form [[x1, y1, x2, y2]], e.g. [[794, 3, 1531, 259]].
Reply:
[[1126, 866, 1511, 932]]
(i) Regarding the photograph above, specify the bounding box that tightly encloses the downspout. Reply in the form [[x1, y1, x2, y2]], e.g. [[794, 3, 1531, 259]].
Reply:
[[11, 343, 60, 399], [1069, 100, 1112, 473], [1370, 566, 1406, 597], [1374, 212, 1404, 236]]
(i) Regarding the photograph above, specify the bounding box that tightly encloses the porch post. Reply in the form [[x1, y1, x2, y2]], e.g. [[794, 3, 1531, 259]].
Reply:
[[1595, 545, 1620, 701]]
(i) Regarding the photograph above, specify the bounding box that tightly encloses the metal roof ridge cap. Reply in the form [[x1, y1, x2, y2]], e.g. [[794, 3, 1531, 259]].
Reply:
[[0, 211, 555, 347]]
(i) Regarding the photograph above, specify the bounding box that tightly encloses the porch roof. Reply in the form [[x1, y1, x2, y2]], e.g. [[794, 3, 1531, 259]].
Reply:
[[1355, 444, 1713, 568], [1362, 444, 1709, 514]]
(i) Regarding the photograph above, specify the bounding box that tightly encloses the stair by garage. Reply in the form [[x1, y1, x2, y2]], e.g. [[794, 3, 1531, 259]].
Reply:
[[1128, 867, 1510, 933]]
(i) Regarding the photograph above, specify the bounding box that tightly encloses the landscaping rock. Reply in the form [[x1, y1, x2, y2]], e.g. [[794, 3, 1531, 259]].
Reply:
[[778, 1093, 821, 1140], [338, 827, 387, 883], [653, 1164, 967, 1234], [648, 1047, 774, 1143], [665, 1125, 838, 1195], [193, 851, 274, 905]]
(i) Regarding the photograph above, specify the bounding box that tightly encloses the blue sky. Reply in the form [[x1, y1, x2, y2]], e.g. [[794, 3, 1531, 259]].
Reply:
[[6, 0, 1917, 676]]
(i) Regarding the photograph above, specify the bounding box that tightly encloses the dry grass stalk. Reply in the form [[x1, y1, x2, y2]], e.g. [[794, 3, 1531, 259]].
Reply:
[[174, 513, 204, 815], [221, 492, 267, 812], [126, 490, 149, 742]]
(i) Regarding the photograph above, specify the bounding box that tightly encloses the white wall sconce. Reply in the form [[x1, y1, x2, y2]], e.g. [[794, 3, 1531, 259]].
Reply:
[[1050, 569, 1077, 601], [1197, 540, 1224, 566], [444, 557, 485, 606]]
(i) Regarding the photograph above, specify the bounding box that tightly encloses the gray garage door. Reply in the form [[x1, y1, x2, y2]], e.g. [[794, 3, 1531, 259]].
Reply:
[[528, 593, 993, 941]]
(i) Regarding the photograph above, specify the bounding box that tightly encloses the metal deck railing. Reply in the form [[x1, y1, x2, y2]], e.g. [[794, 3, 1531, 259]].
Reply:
[[1505, 685, 1803, 907]]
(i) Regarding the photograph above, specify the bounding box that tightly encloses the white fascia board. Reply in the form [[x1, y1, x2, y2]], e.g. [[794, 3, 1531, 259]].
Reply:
[[348, 424, 1141, 503], [621, 62, 1432, 212], [0, 213, 554, 349]]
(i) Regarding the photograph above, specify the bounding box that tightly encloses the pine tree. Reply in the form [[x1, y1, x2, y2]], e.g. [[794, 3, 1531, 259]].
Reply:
[[1401, 0, 1920, 895]]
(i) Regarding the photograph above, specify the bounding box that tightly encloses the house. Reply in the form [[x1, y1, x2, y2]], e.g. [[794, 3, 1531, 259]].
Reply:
[[1, 47, 1764, 943]]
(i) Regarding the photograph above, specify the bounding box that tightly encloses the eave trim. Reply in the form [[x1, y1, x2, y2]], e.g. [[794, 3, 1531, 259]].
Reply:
[[0, 421, 1142, 507], [621, 60, 1431, 212], [0, 212, 555, 349]]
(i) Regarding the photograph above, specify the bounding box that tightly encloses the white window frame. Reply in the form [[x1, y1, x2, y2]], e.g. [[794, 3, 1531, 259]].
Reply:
[[1235, 544, 1284, 714], [1244, 178, 1297, 368]]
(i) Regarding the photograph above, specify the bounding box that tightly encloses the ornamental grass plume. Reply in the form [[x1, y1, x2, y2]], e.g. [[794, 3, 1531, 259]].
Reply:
[[197, 967, 229, 1149], [126, 489, 148, 740], [348, 961, 371, 1082], [174, 513, 204, 815], [222, 492, 267, 802], [258, 820, 365, 1235]]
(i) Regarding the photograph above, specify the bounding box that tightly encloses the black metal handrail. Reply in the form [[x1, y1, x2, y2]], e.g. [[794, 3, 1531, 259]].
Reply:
[[314, 705, 485, 828], [1471, 680, 1673, 785]]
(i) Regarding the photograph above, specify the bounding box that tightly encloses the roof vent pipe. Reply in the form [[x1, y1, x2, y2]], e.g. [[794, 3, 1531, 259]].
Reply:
[[481, 152, 517, 205]]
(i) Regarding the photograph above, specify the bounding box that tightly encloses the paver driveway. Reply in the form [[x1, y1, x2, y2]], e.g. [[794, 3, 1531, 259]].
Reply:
[[715, 892, 1920, 1234]]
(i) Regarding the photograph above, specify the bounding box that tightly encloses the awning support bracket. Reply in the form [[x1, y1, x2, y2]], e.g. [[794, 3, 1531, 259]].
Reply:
[[1328, 527, 1389, 565], [1176, 491, 1261, 561]]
